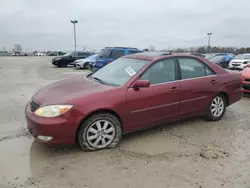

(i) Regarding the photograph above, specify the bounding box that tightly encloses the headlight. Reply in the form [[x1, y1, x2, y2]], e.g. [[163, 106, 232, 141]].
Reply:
[[243, 61, 249, 64], [34, 105, 73, 117]]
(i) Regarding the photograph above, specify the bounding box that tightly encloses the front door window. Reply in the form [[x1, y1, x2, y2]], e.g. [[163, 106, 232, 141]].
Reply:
[[140, 58, 176, 85]]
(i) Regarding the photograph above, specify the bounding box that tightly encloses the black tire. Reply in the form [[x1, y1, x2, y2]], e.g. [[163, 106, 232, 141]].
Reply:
[[77, 113, 122, 151], [83, 62, 89, 69], [204, 94, 226, 121], [58, 63, 67, 68]]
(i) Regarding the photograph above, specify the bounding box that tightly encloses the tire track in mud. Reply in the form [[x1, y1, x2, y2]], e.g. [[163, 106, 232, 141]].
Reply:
[[0, 128, 31, 143]]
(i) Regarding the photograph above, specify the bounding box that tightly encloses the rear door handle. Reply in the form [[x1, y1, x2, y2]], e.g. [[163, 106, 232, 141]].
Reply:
[[170, 87, 178, 92], [211, 80, 217, 84]]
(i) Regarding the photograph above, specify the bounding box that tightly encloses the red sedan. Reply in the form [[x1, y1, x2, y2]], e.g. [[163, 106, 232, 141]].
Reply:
[[25, 52, 242, 151], [241, 65, 250, 93]]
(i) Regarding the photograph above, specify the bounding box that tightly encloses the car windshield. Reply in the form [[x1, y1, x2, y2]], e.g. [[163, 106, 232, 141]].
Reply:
[[234, 54, 250, 59], [91, 58, 149, 86]]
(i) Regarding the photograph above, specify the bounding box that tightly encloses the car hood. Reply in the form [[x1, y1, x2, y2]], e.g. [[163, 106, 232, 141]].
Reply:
[[231, 59, 250, 63], [242, 67, 250, 77], [32, 76, 112, 105]]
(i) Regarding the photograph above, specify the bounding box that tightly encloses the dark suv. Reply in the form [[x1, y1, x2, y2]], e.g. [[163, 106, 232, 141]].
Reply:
[[52, 51, 92, 67], [91, 47, 142, 71]]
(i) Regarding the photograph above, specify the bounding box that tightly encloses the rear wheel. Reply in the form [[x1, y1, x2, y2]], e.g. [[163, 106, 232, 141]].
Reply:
[[205, 94, 226, 121], [77, 113, 122, 151]]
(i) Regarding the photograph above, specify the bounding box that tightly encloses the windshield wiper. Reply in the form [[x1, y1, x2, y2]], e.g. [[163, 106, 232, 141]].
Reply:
[[91, 76, 119, 86], [92, 76, 103, 82], [91, 76, 108, 85]]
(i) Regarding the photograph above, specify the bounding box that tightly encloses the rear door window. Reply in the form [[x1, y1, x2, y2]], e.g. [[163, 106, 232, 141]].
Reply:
[[110, 50, 125, 59], [78, 52, 90, 57], [205, 66, 216, 76], [178, 58, 207, 79]]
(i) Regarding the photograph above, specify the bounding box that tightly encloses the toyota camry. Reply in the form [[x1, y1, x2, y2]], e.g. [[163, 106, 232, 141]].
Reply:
[[25, 52, 242, 151]]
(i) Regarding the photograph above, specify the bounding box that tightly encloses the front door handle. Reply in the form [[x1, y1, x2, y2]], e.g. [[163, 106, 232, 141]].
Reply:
[[170, 87, 178, 92]]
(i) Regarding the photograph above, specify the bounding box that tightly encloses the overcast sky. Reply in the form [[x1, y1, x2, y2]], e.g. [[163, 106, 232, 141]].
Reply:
[[1, 0, 250, 51]]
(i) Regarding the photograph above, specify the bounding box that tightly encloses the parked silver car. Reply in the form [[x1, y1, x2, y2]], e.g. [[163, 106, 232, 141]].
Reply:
[[74, 54, 99, 69]]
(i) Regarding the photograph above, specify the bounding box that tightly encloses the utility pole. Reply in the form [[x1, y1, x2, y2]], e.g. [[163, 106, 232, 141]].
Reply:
[[71, 20, 78, 51], [207, 32, 212, 53], [207, 32, 212, 47]]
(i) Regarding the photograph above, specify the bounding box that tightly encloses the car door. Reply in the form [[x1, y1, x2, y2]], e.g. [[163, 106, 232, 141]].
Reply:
[[125, 58, 181, 130], [177, 57, 218, 116], [69, 51, 78, 62]]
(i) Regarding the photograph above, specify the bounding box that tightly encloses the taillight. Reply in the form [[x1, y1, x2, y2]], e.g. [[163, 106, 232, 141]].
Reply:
[[108, 60, 112, 63]]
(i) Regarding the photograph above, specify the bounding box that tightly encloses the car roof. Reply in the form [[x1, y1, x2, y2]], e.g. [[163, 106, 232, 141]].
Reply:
[[124, 51, 203, 61], [103, 47, 140, 51], [73, 51, 91, 53]]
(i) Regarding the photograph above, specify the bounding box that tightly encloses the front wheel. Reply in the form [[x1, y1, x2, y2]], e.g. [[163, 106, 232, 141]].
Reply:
[[204, 94, 226, 121], [83, 62, 89, 69], [77, 113, 122, 151]]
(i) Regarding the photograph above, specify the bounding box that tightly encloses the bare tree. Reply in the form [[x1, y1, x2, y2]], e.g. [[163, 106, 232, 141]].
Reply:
[[13, 44, 22, 55]]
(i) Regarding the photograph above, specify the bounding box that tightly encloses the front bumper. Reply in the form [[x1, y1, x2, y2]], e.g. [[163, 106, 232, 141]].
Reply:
[[76, 63, 82, 68], [242, 81, 250, 93], [75, 61, 88, 68], [228, 64, 247, 70], [52, 59, 59, 65], [25, 102, 79, 145]]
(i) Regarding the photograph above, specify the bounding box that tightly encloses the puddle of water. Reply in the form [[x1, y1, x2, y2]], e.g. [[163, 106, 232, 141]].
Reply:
[[0, 137, 59, 185], [0, 137, 33, 185]]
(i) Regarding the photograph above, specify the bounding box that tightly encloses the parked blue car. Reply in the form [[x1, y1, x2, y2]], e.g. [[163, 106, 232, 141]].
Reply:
[[208, 53, 235, 68], [91, 47, 143, 71]]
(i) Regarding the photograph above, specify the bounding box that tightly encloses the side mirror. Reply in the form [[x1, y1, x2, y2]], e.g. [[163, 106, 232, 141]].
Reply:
[[132, 80, 150, 89]]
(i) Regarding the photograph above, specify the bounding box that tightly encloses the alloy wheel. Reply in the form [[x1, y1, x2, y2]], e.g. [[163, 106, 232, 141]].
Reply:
[[86, 120, 116, 149], [211, 96, 224, 117]]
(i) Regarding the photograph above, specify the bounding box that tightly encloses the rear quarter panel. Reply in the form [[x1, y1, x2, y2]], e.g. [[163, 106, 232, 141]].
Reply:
[[220, 72, 242, 105], [198, 57, 242, 105]]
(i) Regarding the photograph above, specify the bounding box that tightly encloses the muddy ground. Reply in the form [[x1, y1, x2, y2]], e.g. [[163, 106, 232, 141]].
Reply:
[[0, 56, 249, 188]]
